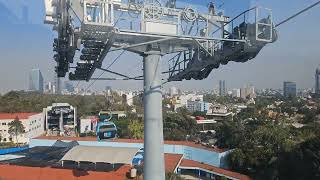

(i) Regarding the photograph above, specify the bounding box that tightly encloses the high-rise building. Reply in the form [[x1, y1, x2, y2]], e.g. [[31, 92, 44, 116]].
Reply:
[[241, 84, 256, 99], [104, 86, 112, 96], [44, 82, 54, 94], [169, 87, 178, 97], [283, 81, 297, 98], [232, 89, 241, 98], [316, 67, 320, 96], [54, 76, 61, 94], [219, 80, 226, 96], [29, 69, 44, 93]]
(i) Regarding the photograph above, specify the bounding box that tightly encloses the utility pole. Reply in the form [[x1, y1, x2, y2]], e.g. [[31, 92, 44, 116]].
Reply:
[[143, 45, 165, 180]]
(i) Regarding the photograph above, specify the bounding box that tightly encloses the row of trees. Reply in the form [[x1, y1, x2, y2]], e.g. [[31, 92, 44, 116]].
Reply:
[[113, 108, 197, 141], [202, 93, 320, 179], [212, 97, 320, 180], [0, 91, 199, 142], [0, 91, 136, 117]]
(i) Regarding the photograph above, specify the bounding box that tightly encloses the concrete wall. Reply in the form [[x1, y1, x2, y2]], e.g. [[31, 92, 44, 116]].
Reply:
[[80, 119, 93, 133], [0, 114, 44, 143], [30, 139, 228, 167]]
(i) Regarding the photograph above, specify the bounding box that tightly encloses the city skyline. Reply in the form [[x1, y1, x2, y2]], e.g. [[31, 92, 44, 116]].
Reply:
[[0, 0, 319, 93]]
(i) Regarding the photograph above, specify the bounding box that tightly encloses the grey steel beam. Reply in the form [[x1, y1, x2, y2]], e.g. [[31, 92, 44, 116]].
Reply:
[[109, 37, 176, 52], [90, 78, 143, 81], [192, 39, 213, 56], [118, 30, 247, 43], [143, 48, 165, 180]]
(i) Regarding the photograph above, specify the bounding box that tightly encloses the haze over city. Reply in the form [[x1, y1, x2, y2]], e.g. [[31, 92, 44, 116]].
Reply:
[[1, 1, 320, 180]]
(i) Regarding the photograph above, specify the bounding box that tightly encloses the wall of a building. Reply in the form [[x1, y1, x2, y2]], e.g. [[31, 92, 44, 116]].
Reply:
[[80, 119, 93, 133], [0, 114, 44, 143], [29, 139, 228, 167]]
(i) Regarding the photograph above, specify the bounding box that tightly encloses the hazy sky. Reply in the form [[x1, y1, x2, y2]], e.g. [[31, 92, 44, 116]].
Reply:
[[0, 0, 319, 94]]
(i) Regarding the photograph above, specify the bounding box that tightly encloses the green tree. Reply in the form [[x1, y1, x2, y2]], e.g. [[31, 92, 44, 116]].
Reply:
[[163, 110, 197, 141], [8, 116, 25, 144], [128, 120, 144, 139], [278, 136, 320, 180], [227, 149, 246, 171], [114, 118, 130, 138]]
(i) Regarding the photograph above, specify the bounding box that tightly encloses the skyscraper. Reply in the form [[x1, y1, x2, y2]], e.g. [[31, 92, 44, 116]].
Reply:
[[54, 76, 61, 95], [240, 84, 256, 99], [316, 67, 320, 96], [219, 80, 226, 96], [29, 69, 44, 93], [283, 81, 296, 98], [232, 89, 241, 98]]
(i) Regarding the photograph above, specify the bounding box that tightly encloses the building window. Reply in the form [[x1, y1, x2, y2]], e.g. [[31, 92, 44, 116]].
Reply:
[[2, 123, 6, 125], [3, 138, 6, 142], [9, 137, 12, 142]]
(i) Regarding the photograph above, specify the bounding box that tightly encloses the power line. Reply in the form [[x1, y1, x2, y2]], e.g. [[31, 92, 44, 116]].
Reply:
[[85, 50, 126, 92], [74, 81, 81, 90], [275, 0, 320, 27]]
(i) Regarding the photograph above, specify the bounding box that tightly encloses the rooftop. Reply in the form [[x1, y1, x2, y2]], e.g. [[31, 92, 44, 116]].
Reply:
[[180, 159, 251, 180], [0, 139, 250, 180], [34, 136, 226, 153], [0, 112, 40, 120], [0, 151, 182, 180], [0, 164, 130, 180]]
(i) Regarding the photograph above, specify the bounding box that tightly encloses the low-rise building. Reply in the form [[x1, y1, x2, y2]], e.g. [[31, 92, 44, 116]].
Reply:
[[186, 101, 211, 113], [0, 113, 44, 143], [99, 111, 127, 120], [43, 103, 77, 136], [172, 94, 204, 111], [206, 104, 232, 121]]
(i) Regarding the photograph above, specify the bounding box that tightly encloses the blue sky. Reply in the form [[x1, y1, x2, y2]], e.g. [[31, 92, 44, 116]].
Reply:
[[0, 0, 319, 93]]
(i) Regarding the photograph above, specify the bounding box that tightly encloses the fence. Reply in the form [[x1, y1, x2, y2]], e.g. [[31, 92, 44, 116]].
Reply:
[[0, 146, 29, 155]]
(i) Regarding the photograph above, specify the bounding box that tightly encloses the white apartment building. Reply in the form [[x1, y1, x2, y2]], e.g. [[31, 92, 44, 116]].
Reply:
[[173, 94, 203, 111], [186, 101, 212, 113], [173, 94, 204, 111], [0, 113, 44, 143], [232, 89, 241, 98]]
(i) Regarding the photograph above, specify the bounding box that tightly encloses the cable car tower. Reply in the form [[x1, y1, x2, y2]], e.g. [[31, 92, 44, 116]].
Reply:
[[44, 0, 278, 179]]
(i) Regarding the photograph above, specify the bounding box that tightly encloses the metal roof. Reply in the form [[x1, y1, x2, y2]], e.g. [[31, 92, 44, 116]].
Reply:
[[61, 146, 140, 165]]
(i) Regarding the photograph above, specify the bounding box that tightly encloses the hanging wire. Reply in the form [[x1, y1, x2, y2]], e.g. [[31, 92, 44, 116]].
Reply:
[[85, 50, 126, 92], [275, 0, 320, 27], [74, 81, 81, 90]]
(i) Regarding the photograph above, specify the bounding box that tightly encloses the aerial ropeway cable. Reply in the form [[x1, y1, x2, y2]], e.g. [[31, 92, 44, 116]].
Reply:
[[275, 0, 320, 27], [84, 50, 126, 91]]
